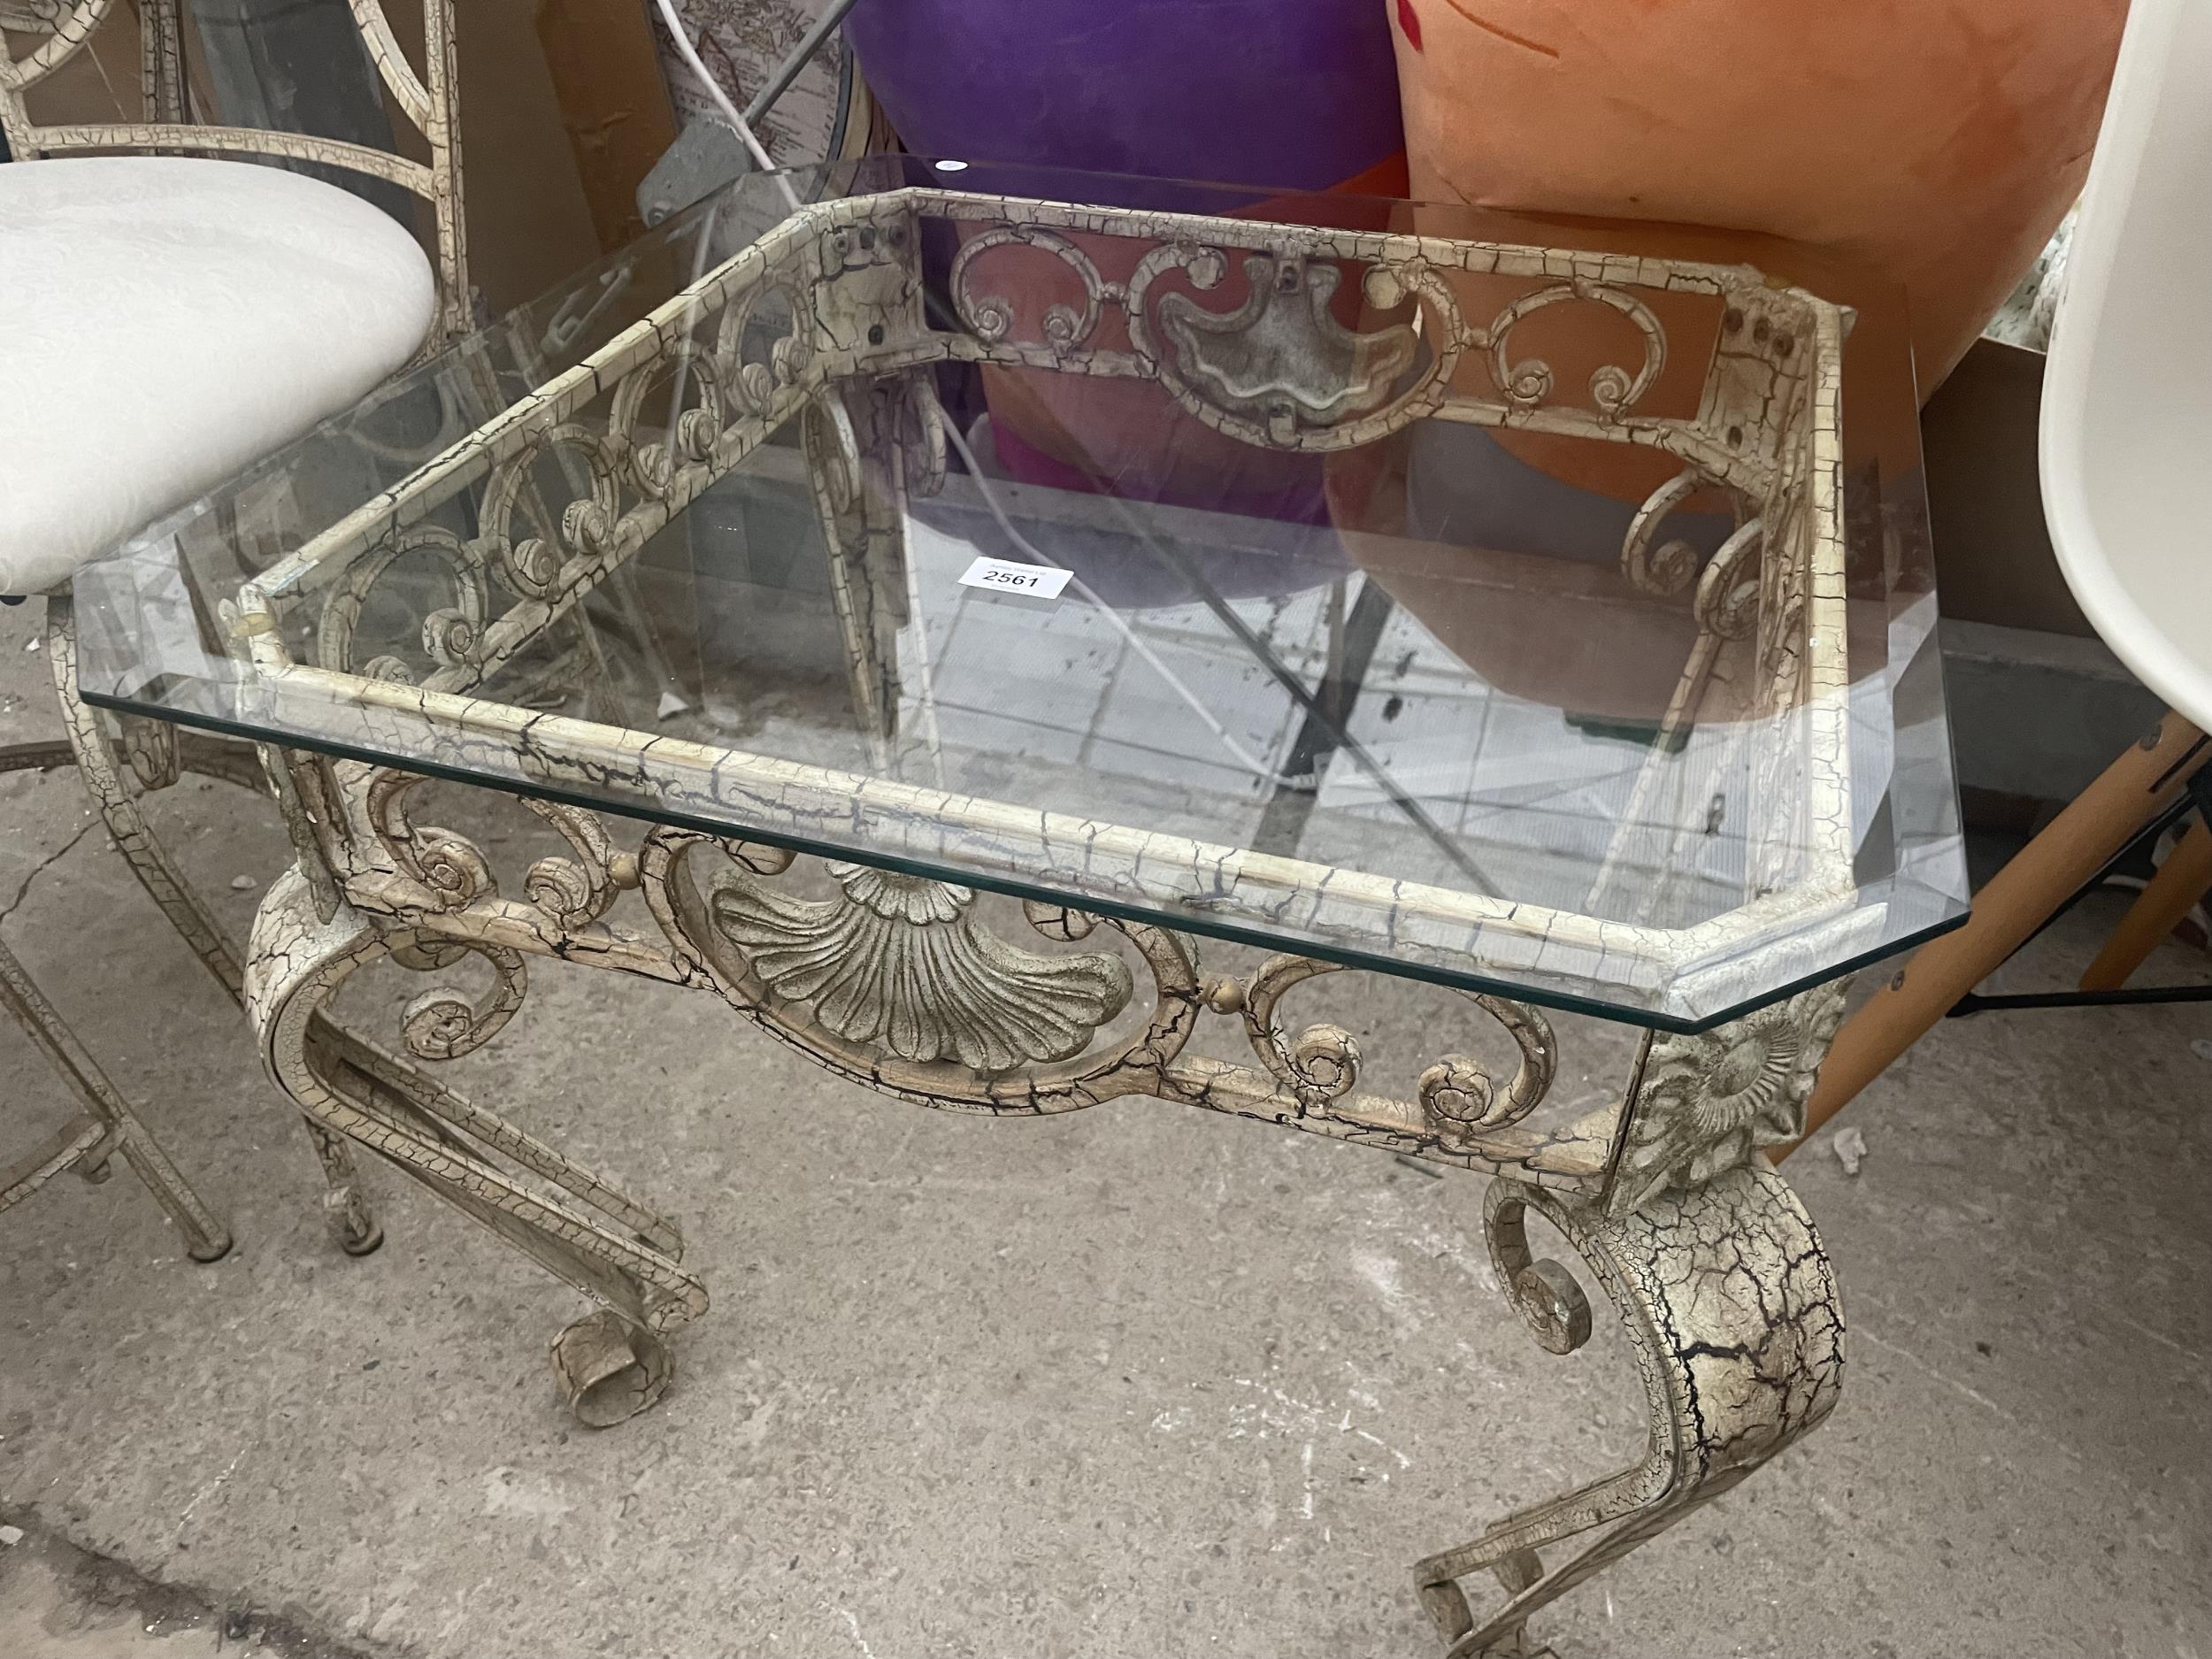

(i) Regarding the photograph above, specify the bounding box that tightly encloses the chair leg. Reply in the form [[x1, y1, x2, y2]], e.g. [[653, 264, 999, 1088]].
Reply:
[[0, 934, 231, 1261], [40, 591, 376, 1247], [46, 595, 245, 996], [1785, 711, 2207, 1155], [2078, 817, 2212, 991]]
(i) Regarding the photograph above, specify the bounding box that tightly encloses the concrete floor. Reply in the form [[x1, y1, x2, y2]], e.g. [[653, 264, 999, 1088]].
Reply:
[[2, 598, 2209, 1659], [0, 1513, 374, 1658]]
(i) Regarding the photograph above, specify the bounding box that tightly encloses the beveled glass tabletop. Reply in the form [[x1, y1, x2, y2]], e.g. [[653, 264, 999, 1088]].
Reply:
[[70, 156, 1966, 1031]]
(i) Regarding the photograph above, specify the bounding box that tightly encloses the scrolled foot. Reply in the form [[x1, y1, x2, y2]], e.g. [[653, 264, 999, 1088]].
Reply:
[[1419, 1549, 1554, 1659], [249, 868, 708, 1401], [551, 1310, 672, 1427], [326, 1183, 384, 1256], [185, 1228, 235, 1264], [300, 1111, 382, 1256]]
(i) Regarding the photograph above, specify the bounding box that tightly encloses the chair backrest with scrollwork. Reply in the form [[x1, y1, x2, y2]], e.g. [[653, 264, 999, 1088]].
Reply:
[[0, 0, 468, 345]]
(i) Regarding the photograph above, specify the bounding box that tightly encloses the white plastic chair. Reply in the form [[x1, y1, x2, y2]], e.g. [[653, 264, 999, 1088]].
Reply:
[[2040, 0, 2212, 729], [1797, 0, 2212, 1135]]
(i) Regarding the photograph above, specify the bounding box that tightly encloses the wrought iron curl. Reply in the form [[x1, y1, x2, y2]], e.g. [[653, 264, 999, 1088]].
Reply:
[[399, 940, 527, 1060], [317, 525, 489, 683], [715, 268, 813, 418], [611, 341, 726, 502], [1484, 1180, 1596, 1356], [516, 798, 626, 929], [1482, 277, 1667, 417], [949, 224, 1110, 356], [1240, 956, 1555, 1132], [477, 425, 626, 603], [1694, 517, 1767, 640], [1619, 468, 1709, 597]]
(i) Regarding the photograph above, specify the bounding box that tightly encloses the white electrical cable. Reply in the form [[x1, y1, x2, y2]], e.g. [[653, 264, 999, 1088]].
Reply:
[[652, 0, 801, 211]]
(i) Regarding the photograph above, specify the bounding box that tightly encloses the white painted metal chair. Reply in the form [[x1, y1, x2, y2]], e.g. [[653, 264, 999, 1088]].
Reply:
[[1799, 0, 2212, 1135], [0, 0, 465, 1253]]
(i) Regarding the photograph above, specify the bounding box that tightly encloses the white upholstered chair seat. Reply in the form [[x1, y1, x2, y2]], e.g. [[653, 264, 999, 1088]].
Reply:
[[0, 155, 436, 596]]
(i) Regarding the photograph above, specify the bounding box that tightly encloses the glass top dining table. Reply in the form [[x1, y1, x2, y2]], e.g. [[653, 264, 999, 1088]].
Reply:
[[67, 154, 1966, 1032]]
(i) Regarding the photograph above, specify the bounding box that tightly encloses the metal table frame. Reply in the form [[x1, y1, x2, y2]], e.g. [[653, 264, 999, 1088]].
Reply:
[[176, 185, 1865, 1659]]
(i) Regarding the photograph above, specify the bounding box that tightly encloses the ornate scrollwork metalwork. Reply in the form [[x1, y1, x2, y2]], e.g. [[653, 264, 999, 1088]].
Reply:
[[1419, 1164, 1844, 1657], [478, 425, 627, 603], [638, 831, 1202, 1108], [218, 182, 1865, 1657], [611, 341, 726, 502], [1694, 517, 1766, 640], [362, 772, 626, 930], [1156, 252, 1420, 432], [397, 940, 527, 1060], [1417, 996, 1559, 1134], [318, 525, 490, 683], [1619, 468, 1708, 597], [352, 780, 642, 1058], [1485, 276, 1666, 417], [709, 863, 1134, 1071], [949, 224, 1110, 357], [1239, 956, 1556, 1134], [1608, 979, 1850, 1216], [1485, 1182, 1594, 1356], [715, 268, 814, 417], [406, 825, 495, 909], [1125, 243, 1467, 450], [518, 801, 625, 930]]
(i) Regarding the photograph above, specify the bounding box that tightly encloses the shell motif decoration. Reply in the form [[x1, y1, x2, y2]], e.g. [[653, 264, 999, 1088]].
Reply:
[[709, 862, 1133, 1072], [1158, 254, 1418, 429]]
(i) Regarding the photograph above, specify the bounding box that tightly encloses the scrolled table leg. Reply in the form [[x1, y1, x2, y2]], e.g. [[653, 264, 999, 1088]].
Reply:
[[41, 592, 380, 1241], [1414, 1163, 1844, 1658], [246, 864, 708, 1423]]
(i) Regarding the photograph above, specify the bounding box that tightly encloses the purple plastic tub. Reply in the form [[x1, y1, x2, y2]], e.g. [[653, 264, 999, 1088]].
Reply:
[[844, 0, 1403, 191]]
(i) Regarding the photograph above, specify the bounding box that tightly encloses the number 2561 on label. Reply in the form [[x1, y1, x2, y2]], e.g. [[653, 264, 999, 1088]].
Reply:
[[957, 555, 1073, 601]]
